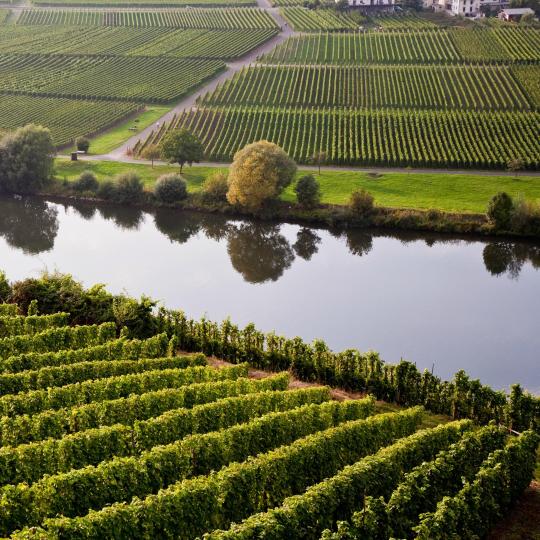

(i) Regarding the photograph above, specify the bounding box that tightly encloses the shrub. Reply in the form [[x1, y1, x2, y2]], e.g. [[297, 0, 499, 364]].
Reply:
[[75, 137, 90, 153], [511, 196, 540, 235], [154, 174, 187, 204], [113, 172, 144, 204], [294, 174, 320, 208], [487, 192, 514, 230], [73, 171, 98, 193], [97, 179, 116, 200], [507, 158, 524, 172], [202, 172, 229, 203], [350, 189, 374, 216], [227, 141, 297, 211]]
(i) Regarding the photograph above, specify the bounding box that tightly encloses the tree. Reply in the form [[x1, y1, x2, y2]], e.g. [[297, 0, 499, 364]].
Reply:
[[154, 173, 187, 203], [76, 136, 90, 153], [0, 124, 55, 195], [159, 129, 204, 173], [487, 192, 514, 230], [311, 150, 327, 175], [140, 144, 161, 168], [294, 174, 321, 208], [0, 270, 10, 303], [227, 141, 297, 211], [73, 170, 98, 193]]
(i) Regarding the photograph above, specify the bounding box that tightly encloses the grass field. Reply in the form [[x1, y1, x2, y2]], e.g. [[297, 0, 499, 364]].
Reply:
[[54, 158, 540, 214]]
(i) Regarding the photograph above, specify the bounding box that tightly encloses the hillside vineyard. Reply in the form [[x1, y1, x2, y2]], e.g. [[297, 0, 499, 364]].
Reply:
[[0, 305, 535, 539]]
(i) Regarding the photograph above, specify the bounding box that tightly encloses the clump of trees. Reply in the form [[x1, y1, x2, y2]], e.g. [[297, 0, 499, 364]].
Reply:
[[227, 141, 297, 211], [0, 124, 55, 195], [487, 192, 540, 235]]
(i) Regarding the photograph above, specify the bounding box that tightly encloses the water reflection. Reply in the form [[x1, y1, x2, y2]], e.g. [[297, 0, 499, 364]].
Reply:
[[0, 196, 539, 284], [0, 196, 58, 255]]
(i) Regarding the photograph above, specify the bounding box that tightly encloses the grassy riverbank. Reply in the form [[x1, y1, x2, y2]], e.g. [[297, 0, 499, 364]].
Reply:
[[54, 158, 540, 215]]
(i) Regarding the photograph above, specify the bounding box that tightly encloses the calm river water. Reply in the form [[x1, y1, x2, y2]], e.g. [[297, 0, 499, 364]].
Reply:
[[0, 195, 538, 393]]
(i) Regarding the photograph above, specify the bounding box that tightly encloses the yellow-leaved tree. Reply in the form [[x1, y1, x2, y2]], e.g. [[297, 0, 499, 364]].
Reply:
[[227, 141, 297, 211]]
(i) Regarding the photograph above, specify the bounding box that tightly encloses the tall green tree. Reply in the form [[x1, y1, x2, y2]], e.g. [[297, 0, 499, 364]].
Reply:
[[0, 124, 55, 194], [159, 129, 204, 173]]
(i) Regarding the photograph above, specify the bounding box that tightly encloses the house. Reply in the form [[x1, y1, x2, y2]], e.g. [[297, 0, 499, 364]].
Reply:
[[432, 0, 508, 16], [336, 0, 394, 9], [498, 7, 535, 20]]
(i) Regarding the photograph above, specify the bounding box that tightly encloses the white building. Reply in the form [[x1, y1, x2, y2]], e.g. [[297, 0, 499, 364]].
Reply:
[[430, 0, 508, 16]]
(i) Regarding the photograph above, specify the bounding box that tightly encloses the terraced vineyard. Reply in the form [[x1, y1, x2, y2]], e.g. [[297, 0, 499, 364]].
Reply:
[[0, 304, 535, 539], [280, 7, 358, 32], [139, 106, 540, 169], [0, 95, 141, 147], [260, 28, 540, 64], [371, 13, 437, 29], [17, 7, 277, 29], [200, 64, 535, 111], [32, 0, 255, 6]]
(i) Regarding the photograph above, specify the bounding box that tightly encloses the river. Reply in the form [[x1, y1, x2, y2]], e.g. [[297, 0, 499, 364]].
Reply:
[[0, 195, 538, 393]]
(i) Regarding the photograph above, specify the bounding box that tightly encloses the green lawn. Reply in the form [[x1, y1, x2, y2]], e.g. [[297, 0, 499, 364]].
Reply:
[[71, 107, 170, 155], [54, 158, 540, 214]]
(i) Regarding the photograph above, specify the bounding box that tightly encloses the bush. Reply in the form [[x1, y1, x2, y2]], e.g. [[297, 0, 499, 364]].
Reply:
[[113, 172, 144, 204], [227, 141, 297, 211], [73, 171, 98, 193], [294, 174, 320, 208], [75, 137, 90, 153], [97, 179, 116, 200], [350, 189, 374, 216], [511, 196, 540, 235], [202, 172, 229, 203], [154, 174, 187, 204], [487, 192, 514, 230]]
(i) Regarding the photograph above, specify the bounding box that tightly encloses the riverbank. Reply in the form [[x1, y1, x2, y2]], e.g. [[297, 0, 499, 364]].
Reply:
[[52, 158, 540, 239]]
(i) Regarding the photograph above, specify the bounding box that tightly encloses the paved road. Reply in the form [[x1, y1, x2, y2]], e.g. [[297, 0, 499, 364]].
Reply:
[[104, 0, 295, 159], [70, 154, 540, 177]]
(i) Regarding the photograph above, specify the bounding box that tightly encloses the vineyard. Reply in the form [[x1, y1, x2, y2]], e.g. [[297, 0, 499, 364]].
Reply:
[[0, 303, 535, 539], [32, 0, 255, 6], [17, 8, 277, 29], [0, 95, 141, 147], [260, 28, 540, 64], [200, 64, 536, 111], [279, 7, 358, 32], [137, 106, 540, 169]]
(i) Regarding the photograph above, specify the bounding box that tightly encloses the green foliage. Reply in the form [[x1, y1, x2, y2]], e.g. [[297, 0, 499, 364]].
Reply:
[[0, 372, 286, 448], [96, 178, 116, 200], [24, 408, 423, 538], [0, 389, 344, 533], [0, 124, 55, 195], [75, 136, 90, 153], [0, 313, 68, 339], [159, 129, 204, 172], [0, 272, 10, 304], [294, 174, 320, 208], [0, 322, 116, 362], [206, 420, 472, 540], [487, 191, 514, 229], [414, 431, 539, 539], [73, 170, 98, 192], [154, 173, 188, 203], [202, 172, 229, 202], [350, 188, 375, 217], [112, 171, 144, 204]]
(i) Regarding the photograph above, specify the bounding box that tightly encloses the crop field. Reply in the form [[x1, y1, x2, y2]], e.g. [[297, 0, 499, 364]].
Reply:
[[0, 95, 141, 147], [140, 106, 540, 169], [17, 7, 277, 29], [512, 65, 540, 108], [280, 7, 358, 32], [0, 54, 223, 103], [371, 13, 437, 29], [200, 64, 535, 111], [32, 0, 255, 6], [0, 306, 535, 539], [260, 28, 540, 64]]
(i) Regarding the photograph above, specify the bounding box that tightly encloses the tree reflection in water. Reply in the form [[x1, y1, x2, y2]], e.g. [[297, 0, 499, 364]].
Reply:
[[227, 222, 295, 284], [0, 196, 58, 254], [0, 196, 539, 284]]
